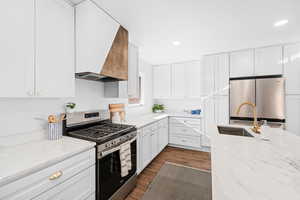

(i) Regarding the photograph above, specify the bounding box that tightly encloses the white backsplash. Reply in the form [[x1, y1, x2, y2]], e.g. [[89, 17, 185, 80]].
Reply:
[[0, 59, 153, 137], [154, 99, 203, 114]]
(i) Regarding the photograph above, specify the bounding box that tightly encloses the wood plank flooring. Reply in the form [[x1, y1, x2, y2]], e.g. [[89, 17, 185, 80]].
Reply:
[[125, 146, 211, 200]]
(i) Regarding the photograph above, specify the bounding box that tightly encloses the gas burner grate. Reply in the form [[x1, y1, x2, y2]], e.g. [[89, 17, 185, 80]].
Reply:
[[68, 122, 135, 142]]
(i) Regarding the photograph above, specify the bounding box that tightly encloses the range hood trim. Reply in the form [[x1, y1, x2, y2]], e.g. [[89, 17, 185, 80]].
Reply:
[[75, 72, 126, 82]]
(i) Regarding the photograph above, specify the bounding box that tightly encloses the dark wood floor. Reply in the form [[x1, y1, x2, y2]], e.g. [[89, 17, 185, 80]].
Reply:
[[125, 146, 211, 200]]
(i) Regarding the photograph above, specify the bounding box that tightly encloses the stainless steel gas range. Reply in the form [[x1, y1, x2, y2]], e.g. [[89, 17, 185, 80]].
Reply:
[[63, 110, 137, 200]]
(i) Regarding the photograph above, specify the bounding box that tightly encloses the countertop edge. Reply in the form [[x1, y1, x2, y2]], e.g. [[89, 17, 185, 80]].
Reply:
[[0, 143, 95, 187]]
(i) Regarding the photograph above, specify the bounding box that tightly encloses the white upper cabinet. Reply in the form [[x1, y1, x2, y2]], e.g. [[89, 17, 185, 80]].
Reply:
[[0, 0, 75, 98], [202, 56, 215, 96], [214, 54, 229, 95], [36, 0, 75, 97], [284, 43, 300, 95], [128, 43, 139, 98], [0, 0, 35, 97], [230, 49, 254, 77], [153, 65, 171, 98], [171, 63, 186, 98], [185, 61, 202, 98], [76, 0, 119, 73], [254, 46, 283, 76]]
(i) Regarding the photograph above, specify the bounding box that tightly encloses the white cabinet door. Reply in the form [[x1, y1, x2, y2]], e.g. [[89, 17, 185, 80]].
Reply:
[[150, 129, 159, 160], [0, 0, 35, 97], [162, 122, 169, 149], [153, 65, 171, 98], [33, 166, 95, 200], [202, 98, 215, 147], [0, 149, 95, 200], [254, 46, 283, 76], [158, 119, 168, 152], [36, 0, 75, 97], [215, 54, 229, 95], [128, 43, 139, 98], [141, 129, 152, 169], [171, 63, 186, 98], [185, 61, 202, 98], [230, 49, 254, 77], [215, 95, 229, 125], [286, 95, 300, 137], [284, 43, 300, 95], [202, 56, 215, 96], [76, 0, 119, 73], [137, 129, 142, 174]]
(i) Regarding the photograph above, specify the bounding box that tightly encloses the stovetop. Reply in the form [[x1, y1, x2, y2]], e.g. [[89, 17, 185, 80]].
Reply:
[[67, 121, 136, 143]]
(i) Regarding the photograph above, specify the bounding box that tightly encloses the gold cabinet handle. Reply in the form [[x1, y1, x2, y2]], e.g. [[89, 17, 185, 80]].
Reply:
[[49, 171, 63, 180]]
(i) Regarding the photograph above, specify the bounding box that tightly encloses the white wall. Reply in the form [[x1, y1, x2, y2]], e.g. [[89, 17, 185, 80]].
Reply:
[[126, 59, 153, 115], [0, 59, 152, 137]]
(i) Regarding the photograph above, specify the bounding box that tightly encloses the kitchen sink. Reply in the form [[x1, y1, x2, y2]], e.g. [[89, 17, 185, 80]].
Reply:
[[217, 126, 254, 137]]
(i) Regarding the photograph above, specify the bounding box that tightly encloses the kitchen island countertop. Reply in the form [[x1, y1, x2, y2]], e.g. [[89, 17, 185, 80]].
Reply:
[[211, 124, 300, 200]]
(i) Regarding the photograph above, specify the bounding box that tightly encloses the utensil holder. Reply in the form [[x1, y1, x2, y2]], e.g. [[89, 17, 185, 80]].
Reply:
[[48, 122, 63, 140]]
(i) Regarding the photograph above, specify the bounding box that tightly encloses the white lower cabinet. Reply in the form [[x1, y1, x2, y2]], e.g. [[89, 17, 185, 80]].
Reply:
[[169, 117, 204, 149], [150, 125, 159, 159], [286, 95, 300, 137], [138, 118, 169, 173], [169, 135, 201, 148], [140, 128, 152, 171], [0, 149, 95, 200], [33, 166, 95, 200], [158, 119, 169, 152]]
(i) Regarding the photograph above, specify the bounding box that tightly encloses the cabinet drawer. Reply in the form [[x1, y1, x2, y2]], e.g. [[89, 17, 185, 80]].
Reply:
[[170, 126, 201, 137], [169, 135, 201, 148], [0, 148, 95, 200], [170, 117, 201, 127], [33, 165, 95, 200]]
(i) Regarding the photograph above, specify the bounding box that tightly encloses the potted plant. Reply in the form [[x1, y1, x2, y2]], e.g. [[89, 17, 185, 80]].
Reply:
[[65, 102, 76, 113], [152, 104, 165, 113]]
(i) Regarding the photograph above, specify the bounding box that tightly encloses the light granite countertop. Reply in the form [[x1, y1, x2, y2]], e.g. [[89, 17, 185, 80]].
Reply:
[[124, 112, 202, 128], [211, 124, 300, 200], [0, 132, 95, 187]]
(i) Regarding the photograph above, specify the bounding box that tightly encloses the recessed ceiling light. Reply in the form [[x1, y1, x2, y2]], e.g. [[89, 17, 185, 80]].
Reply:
[[273, 19, 289, 27], [172, 41, 181, 46]]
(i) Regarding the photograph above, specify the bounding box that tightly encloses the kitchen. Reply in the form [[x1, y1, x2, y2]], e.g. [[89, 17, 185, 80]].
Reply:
[[0, 0, 300, 200]]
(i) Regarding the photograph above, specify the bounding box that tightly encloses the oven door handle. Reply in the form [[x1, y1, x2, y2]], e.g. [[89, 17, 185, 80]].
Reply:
[[99, 137, 136, 158], [100, 146, 121, 158]]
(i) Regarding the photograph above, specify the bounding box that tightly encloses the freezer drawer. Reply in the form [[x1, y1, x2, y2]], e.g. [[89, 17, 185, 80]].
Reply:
[[230, 79, 255, 118], [256, 78, 285, 120]]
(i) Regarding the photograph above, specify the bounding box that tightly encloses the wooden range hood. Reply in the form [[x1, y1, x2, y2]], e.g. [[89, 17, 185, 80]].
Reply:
[[100, 26, 128, 81], [76, 26, 128, 82]]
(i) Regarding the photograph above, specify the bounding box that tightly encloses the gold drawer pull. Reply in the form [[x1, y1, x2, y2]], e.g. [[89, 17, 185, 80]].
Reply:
[[49, 171, 63, 180]]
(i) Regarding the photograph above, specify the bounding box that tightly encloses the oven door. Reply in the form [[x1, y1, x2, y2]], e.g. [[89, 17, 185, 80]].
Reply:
[[97, 139, 137, 200]]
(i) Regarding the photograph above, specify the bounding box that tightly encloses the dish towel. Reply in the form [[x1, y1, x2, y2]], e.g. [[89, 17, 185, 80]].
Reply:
[[120, 141, 132, 177]]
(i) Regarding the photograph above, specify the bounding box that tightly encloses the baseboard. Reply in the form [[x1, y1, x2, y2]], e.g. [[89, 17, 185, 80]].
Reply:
[[167, 144, 211, 152]]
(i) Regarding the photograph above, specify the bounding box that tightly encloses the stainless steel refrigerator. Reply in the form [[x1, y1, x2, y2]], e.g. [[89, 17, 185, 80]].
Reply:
[[229, 75, 285, 123]]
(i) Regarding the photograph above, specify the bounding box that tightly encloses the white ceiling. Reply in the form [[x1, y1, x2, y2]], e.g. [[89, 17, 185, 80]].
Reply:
[[92, 0, 300, 65]]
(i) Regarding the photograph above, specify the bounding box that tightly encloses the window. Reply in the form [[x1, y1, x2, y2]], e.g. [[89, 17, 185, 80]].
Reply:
[[129, 74, 144, 105]]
